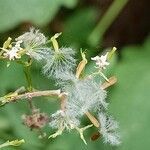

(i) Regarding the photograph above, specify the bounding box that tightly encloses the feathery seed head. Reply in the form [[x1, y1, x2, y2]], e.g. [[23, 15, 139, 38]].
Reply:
[[16, 28, 46, 48], [65, 78, 107, 118], [43, 47, 76, 78], [49, 110, 80, 130], [15, 28, 47, 61]]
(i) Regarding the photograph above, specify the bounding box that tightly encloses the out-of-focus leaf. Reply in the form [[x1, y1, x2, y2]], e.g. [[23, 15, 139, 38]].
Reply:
[[0, 62, 25, 95], [0, 0, 78, 33], [62, 8, 96, 48], [108, 38, 150, 150]]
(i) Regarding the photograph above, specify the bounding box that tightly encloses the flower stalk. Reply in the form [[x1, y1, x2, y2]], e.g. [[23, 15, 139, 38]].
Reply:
[[24, 62, 33, 92]]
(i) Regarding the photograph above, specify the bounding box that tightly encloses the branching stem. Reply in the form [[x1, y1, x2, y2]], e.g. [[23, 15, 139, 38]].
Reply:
[[9, 90, 61, 101]]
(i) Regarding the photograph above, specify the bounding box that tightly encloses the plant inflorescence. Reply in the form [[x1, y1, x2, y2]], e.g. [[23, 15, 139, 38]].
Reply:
[[0, 28, 120, 147]]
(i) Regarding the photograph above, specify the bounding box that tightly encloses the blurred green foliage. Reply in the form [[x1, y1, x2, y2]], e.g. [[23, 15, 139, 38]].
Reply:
[[0, 0, 150, 150], [109, 38, 150, 150], [0, 0, 77, 32], [62, 8, 96, 48]]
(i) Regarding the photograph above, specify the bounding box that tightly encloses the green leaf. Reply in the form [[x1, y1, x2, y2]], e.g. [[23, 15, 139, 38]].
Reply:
[[62, 8, 96, 48], [0, 0, 77, 33], [109, 38, 150, 150]]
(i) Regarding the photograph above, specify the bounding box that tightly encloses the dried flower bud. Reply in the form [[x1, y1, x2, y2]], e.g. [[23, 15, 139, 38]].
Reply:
[[22, 109, 49, 129]]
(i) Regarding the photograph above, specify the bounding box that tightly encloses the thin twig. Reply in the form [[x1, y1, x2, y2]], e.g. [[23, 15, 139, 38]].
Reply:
[[3, 90, 61, 102]]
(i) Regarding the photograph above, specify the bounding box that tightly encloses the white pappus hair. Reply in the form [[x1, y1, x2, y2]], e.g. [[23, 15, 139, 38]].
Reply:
[[43, 47, 76, 78], [49, 110, 80, 130], [27, 48, 51, 61], [98, 112, 121, 145], [65, 78, 107, 118], [16, 28, 46, 48], [15, 28, 48, 61], [55, 71, 78, 89]]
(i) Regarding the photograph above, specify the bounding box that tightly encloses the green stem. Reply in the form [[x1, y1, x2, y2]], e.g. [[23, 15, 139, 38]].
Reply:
[[89, 70, 109, 82], [23, 62, 35, 110], [88, 0, 129, 47], [99, 71, 109, 82], [23, 63, 33, 92], [22, 59, 36, 111]]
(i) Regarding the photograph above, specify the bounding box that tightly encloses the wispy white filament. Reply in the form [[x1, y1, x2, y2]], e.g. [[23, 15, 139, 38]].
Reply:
[[43, 47, 76, 78], [16, 28, 46, 48], [50, 110, 80, 130], [98, 113, 121, 145], [65, 78, 107, 118], [16, 28, 47, 61], [27, 48, 51, 61]]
